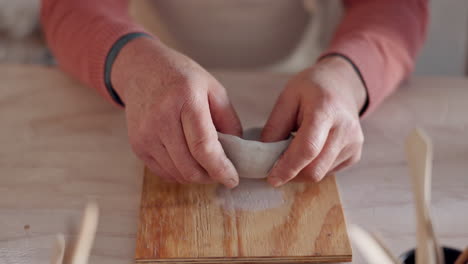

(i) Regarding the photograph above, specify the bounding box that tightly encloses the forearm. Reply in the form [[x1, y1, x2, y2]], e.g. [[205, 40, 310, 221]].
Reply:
[[41, 0, 148, 104], [321, 0, 428, 116]]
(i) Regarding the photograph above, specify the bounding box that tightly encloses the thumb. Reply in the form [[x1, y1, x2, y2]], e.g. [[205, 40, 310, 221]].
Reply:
[[209, 84, 243, 137], [261, 90, 298, 142]]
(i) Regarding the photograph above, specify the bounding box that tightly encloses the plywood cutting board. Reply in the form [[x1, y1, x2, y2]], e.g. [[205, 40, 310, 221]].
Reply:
[[135, 168, 352, 263]]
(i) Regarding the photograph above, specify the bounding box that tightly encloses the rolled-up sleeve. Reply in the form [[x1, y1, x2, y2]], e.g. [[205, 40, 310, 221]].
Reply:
[[321, 0, 428, 116], [41, 0, 147, 102]]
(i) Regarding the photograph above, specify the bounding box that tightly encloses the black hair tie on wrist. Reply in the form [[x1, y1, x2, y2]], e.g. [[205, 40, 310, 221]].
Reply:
[[320, 53, 369, 116], [104, 32, 151, 107]]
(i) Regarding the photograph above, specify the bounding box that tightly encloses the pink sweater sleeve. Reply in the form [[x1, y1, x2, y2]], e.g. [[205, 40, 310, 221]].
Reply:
[[41, 0, 428, 113], [322, 0, 428, 115], [40, 0, 147, 103]]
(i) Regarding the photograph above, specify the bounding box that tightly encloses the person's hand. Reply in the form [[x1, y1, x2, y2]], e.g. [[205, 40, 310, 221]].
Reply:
[[261, 56, 367, 186], [111, 37, 242, 188]]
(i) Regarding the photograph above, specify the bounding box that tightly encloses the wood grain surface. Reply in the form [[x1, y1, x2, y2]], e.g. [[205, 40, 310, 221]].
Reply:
[[135, 168, 352, 263], [1, 65, 468, 264]]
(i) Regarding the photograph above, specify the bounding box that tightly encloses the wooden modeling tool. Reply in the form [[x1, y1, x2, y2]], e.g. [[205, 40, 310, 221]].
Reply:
[[349, 128, 460, 264], [50, 203, 99, 264], [70, 202, 99, 264], [405, 129, 442, 264], [349, 225, 400, 264], [135, 168, 352, 263], [51, 235, 65, 264]]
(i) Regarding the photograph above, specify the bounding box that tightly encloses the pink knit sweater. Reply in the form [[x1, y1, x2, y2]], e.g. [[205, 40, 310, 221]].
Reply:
[[40, 0, 428, 115]]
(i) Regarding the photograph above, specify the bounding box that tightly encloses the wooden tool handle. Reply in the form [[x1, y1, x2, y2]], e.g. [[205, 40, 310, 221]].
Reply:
[[349, 225, 399, 264], [50, 234, 65, 264], [70, 203, 99, 264], [405, 129, 439, 264]]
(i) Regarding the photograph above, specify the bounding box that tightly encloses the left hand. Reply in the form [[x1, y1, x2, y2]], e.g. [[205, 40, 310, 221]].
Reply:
[[261, 56, 367, 187]]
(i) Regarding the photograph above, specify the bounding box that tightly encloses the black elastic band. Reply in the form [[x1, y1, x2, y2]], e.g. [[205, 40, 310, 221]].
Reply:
[[321, 53, 369, 116], [104, 32, 151, 106]]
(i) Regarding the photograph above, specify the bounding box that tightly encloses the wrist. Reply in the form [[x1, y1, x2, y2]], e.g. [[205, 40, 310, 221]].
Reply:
[[315, 56, 367, 114], [110, 35, 161, 103]]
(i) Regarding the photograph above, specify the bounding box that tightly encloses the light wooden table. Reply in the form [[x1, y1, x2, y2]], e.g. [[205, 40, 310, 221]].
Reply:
[[0, 65, 467, 264]]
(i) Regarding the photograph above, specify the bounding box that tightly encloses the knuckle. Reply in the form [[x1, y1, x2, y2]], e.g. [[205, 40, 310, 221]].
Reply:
[[182, 169, 206, 182], [273, 165, 296, 182], [269, 151, 302, 181], [319, 92, 336, 106], [339, 116, 357, 130], [303, 162, 327, 182], [310, 166, 326, 182], [278, 173, 295, 182], [356, 130, 365, 144], [350, 155, 361, 166], [161, 84, 201, 114], [317, 92, 338, 110], [339, 119, 364, 142], [208, 160, 232, 180], [190, 137, 215, 159], [301, 137, 321, 158], [179, 96, 200, 119], [348, 141, 363, 156], [329, 145, 342, 156], [351, 150, 362, 165], [310, 105, 335, 124]]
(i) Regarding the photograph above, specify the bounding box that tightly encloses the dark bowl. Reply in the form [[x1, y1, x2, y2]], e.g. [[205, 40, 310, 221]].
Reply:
[[400, 247, 463, 264]]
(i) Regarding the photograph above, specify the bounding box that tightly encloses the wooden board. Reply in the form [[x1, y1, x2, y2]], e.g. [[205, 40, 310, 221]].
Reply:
[[135, 168, 351, 263]]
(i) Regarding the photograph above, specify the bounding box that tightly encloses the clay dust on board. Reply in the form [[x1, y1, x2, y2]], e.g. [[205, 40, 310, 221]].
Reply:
[[215, 179, 285, 212]]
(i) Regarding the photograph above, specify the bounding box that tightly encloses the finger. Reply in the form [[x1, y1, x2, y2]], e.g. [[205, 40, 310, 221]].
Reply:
[[267, 112, 333, 187], [144, 142, 189, 183], [292, 135, 363, 182], [131, 142, 181, 183], [144, 154, 178, 183], [329, 145, 354, 172], [298, 128, 344, 182], [331, 158, 354, 173], [181, 95, 239, 188], [331, 146, 362, 173], [208, 85, 242, 136], [261, 89, 299, 142], [161, 124, 214, 184], [129, 124, 186, 183]]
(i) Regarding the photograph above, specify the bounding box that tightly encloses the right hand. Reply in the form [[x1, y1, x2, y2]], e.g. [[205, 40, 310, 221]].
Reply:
[[111, 37, 242, 188]]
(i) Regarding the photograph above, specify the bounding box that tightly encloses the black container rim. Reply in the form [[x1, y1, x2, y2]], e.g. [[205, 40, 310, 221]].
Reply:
[[399, 246, 463, 264]]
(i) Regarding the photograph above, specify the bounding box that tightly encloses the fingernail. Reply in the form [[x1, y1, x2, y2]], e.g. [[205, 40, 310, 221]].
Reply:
[[268, 176, 283, 187], [226, 178, 238, 189]]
